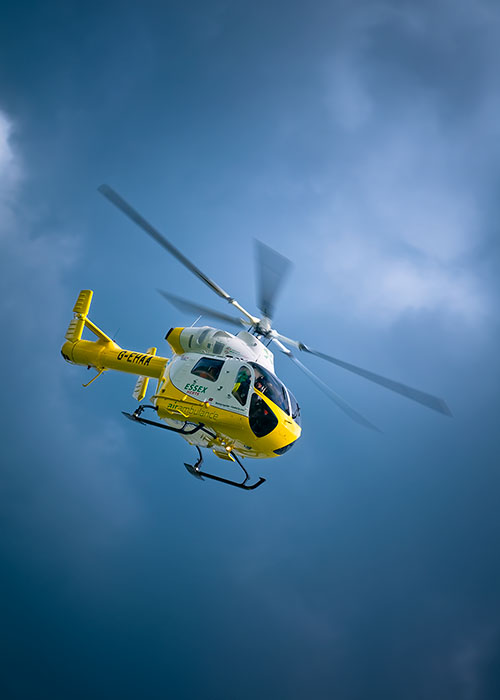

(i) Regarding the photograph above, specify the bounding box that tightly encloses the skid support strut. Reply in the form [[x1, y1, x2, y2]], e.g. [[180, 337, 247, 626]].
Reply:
[[184, 446, 265, 491], [123, 405, 265, 491]]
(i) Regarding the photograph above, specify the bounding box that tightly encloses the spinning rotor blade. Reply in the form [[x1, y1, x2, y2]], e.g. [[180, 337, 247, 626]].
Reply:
[[272, 339, 380, 431], [274, 333, 452, 416], [99, 184, 257, 325], [158, 290, 248, 329], [255, 240, 292, 320]]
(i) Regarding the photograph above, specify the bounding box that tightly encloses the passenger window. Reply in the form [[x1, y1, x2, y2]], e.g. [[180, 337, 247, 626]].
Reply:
[[191, 357, 224, 382], [232, 366, 252, 406]]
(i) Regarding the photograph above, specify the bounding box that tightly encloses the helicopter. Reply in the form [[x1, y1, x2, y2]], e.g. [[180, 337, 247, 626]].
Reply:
[[61, 185, 452, 491]]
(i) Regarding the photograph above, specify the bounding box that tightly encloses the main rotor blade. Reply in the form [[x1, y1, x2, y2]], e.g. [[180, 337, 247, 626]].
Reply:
[[272, 339, 380, 431], [255, 240, 292, 320], [158, 290, 248, 329], [274, 332, 452, 416], [98, 184, 257, 324]]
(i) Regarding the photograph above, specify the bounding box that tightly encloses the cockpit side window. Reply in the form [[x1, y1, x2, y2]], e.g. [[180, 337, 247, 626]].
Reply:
[[191, 357, 224, 382], [232, 366, 252, 406], [249, 363, 290, 415]]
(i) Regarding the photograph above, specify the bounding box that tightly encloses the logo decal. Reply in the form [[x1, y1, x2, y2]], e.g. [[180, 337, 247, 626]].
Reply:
[[166, 401, 219, 421], [184, 382, 208, 395]]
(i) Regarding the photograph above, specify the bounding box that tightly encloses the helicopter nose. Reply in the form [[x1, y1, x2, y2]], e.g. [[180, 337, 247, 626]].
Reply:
[[272, 413, 302, 456], [273, 439, 297, 455]]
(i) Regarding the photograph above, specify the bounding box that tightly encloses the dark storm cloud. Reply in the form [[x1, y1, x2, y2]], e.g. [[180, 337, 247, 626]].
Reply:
[[1, 1, 500, 698]]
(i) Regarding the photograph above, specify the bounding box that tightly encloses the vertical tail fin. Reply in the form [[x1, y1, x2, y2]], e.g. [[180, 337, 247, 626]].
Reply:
[[62, 289, 168, 381], [65, 290, 93, 342]]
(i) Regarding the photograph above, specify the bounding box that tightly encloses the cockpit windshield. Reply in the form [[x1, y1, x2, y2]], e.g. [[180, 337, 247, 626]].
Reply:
[[249, 363, 290, 415], [288, 391, 301, 426]]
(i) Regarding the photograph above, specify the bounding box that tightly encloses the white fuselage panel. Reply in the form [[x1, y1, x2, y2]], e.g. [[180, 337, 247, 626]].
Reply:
[[177, 326, 275, 372]]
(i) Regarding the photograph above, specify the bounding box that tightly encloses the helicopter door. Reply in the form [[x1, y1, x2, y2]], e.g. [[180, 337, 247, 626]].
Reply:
[[210, 359, 253, 414]]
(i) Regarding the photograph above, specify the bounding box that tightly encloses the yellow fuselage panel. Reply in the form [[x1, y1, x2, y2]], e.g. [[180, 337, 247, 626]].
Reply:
[[165, 327, 185, 355], [154, 375, 301, 460]]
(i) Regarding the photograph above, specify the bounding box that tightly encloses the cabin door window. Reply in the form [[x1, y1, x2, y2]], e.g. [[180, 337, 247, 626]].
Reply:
[[231, 366, 252, 406]]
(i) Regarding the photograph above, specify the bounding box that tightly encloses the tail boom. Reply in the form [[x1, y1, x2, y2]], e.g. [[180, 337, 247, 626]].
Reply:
[[61, 289, 168, 380], [61, 339, 166, 379]]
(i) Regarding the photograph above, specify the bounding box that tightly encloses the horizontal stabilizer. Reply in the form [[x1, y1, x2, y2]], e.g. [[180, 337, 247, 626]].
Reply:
[[133, 347, 157, 401]]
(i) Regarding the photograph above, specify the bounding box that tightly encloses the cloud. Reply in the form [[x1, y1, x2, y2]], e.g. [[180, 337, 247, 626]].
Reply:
[[319, 230, 485, 323], [449, 626, 499, 700], [308, 109, 488, 324], [0, 111, 22, 234], [288, 1, 499, 327], [0, 110, 18, 177], [325, 54, 373, 132], [0, 108, 143, 561], [0, 108, 81, 367]]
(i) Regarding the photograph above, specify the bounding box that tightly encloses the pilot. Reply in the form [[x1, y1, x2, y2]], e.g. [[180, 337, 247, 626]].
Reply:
[[254, 370, 266, 393]]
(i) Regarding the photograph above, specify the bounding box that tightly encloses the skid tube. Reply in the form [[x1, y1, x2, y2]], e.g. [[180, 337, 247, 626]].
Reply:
[[123, 405, 266, 491]]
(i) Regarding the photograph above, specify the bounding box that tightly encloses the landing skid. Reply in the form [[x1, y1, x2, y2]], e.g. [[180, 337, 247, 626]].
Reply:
[[123, 405, 266, 491], [184, 446, 266, 491]]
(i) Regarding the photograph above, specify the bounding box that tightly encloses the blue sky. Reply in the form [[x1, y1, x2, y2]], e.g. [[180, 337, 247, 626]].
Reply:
[[1, 1, 500, 698]]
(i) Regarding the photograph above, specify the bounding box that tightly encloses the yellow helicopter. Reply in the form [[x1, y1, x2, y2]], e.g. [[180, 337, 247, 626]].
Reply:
[[61, 185, 452, 490]]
